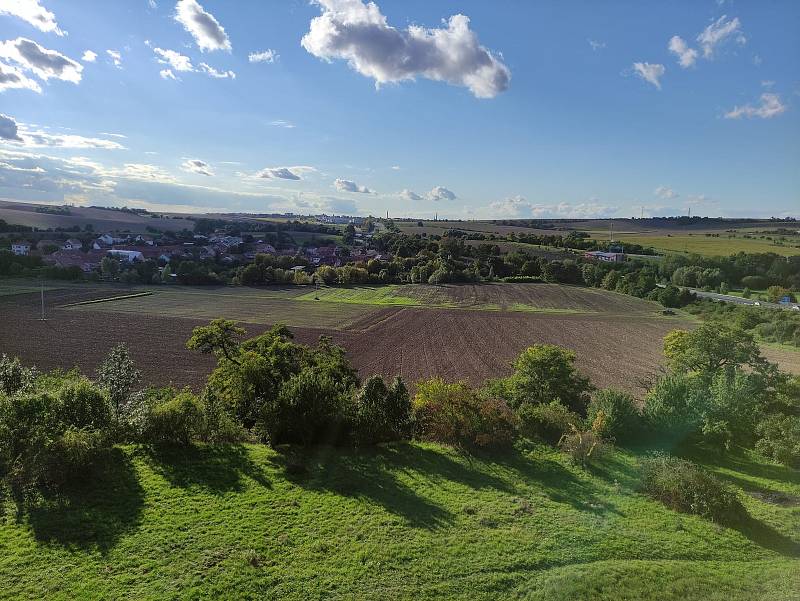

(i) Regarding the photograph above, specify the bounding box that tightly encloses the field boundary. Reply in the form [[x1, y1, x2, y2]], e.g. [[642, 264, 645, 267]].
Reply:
[[61, 291, 153, 307]]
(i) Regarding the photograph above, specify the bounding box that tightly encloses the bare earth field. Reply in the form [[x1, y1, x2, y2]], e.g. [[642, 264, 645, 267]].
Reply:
[[1, 282, 797, 395]]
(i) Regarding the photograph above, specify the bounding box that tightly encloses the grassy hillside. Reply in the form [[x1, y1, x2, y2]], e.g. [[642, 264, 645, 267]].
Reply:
[[2, 442, 797, 600]]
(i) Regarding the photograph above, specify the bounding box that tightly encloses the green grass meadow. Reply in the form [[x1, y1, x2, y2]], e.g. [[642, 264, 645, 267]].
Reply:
[[1, 442, 797, 600]]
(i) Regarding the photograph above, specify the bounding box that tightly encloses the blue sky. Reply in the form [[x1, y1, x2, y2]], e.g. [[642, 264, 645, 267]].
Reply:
[[0, 0, 798, 219]]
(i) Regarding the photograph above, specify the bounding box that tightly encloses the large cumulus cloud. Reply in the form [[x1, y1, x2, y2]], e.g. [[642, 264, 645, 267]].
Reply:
[[301, 0, 510, 98]]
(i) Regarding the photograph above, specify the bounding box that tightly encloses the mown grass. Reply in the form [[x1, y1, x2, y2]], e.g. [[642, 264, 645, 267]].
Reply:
[[0, 283, 62, 297], [588, 233, 800, 257], [1, 442, 797, 600]]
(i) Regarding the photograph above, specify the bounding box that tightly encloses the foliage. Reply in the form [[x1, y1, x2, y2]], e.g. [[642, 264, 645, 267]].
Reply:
[[639, 455, 743, 523], [352, 375, 413, 445], [0, 376, 112, 492], [186, 318, 246, 364], [663, 323, 766, 375], [96, 343, 141, 415], [499, 345, 593, 414], [587, 389, 643, 445], [199, 388, 245, 443], [558, 424, 608, 468], [413, 379, 517, 449], [0, 353, 37, 396], [517, 401, 582, 445], [755, 414, 800, 467], [143, 390, 204, 446], [642, 372, 704, 443]]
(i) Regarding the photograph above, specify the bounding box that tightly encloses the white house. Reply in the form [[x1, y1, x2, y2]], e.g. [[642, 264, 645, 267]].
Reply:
[[107, 249, 144, 263], [63, 238, 82, 251], [11, 241, 31, 256]]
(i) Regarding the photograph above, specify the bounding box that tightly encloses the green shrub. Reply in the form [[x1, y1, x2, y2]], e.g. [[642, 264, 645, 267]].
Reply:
[[640, 455, 743, 522], [498, 345, 593, 414], [0, 354, 37, 395], [413, 379, 517, 449], [352, 375, 413, 445], [755, 414, 800, 467], [587, 389, 643, 445], [144, 390, 203, 445], [200, 388, 245, 443], [558, 425, 608, 468], [266, 368, 350, 446], [518, 401, 582, 444], [0, 377, 112, 491], [642, 373, 703, 442]]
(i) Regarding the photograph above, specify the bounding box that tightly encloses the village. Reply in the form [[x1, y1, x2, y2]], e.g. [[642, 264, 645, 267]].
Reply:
[[8, 223, 388, 277]]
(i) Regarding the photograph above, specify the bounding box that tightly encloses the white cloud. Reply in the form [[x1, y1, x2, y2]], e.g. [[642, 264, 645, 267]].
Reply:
[[270, 120, 294, 128], [400, 189, 422, 201], [391, 165, 400, 170], [654, 186, 678, 200], [181, 158, 213, 176], [724, 93, 786, 120], [301, 0, 510, 99], [334, 177, 373, 194], [148, 0, 158, 9], [668, 36, 697, 68], [697, 15, 745, 59], [0, 114, 125, 148], [0, 37, 82, 83], [106, 49, 122, 68], [0, 0, 64, 36], [160, 68, 176, 80], [427, 185, 456, 201], [81, 50, 97, 63], [489, 195, 531, 217], [197, 62, 235, 79], [632, 62, 665, 89], [175, 0, 231, 52], [761, 80, 775, 89], [0, 60, 42, 92], [249, 49, 278, 63], [588, 39, 606, 51], [0, 113, 23, 141], [255, 166, 313, 181], [153, 47, 193, 71]]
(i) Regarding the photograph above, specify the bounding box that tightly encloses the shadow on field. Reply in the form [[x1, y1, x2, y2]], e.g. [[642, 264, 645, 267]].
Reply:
[[20, 448, 144, 553], [488, 444, 624, 516], [139, 444, 272, 493]]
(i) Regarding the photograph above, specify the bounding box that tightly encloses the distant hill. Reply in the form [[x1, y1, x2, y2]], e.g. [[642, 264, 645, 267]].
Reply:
[[0, 200, 195, 233]]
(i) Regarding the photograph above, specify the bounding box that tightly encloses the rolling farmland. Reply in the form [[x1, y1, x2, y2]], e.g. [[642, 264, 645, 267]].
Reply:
[[4, 280, 797, 395]]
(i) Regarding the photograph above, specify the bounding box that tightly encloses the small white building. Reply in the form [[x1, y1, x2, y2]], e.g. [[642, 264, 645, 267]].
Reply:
[[107, 249, 144, 263], [11, 241, 31, 256], [63, 238, 83, 251]]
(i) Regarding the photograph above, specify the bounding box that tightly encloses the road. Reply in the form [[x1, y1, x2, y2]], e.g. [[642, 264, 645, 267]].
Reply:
[[686, 288, 797, 311]]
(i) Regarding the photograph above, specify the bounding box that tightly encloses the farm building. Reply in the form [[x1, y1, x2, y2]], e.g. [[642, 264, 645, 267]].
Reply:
[[584, 250, 625, 263], [63, 238, 83, 251]]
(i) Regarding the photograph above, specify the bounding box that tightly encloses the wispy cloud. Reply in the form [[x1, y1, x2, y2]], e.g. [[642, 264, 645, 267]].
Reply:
[[632, 62, 665, 89], [0, 0, 65, 36], [249, 49, 278, 63], [175, 0, 231, 52], [724, 93, 786, 119]]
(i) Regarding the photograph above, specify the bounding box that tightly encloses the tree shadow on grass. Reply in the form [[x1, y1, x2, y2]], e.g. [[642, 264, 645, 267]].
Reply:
[[138, 444, 272, 494], [20, 448, 144, 554], [729, 511, 800, 557], [488, 442, 624, 516]]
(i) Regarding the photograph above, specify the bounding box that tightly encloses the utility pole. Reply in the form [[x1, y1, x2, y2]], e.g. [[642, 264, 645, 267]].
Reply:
[[610, 221, 614, 242], [39, 280, 46, 321]]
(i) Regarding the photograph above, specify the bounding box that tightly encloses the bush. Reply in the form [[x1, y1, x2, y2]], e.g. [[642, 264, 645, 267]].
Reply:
[[413, 379, 517, 449], [500, 345, 593, 414], [200, 388, 245, 443], [755, 414, 800, 467], [143, 390, 203, 445], [0, 354, 37, 395], [558, 425, 608, 468], [352, 375, 412, 445], [587, 389, 643, 445], [642, 373, 703, 442], [640, 455, 743, 522], [0, 377, 112, 491], [266, 368, 350, 446], [518, 401, 582, 444]]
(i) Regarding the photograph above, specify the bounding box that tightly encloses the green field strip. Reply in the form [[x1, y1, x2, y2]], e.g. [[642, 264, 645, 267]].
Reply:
[[61, 291, 154, 307]]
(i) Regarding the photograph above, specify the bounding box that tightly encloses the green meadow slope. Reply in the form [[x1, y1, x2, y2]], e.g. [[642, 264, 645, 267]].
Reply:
[[1, 442, 798, 600]]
